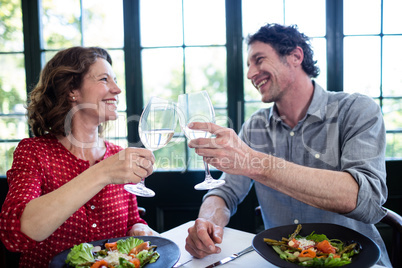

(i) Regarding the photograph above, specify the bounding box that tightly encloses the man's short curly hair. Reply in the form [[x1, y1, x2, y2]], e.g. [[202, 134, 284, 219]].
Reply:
[[246, 23, 320, 78]]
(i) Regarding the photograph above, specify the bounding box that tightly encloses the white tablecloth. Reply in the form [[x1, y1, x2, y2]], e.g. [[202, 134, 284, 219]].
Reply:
[[161, 221, 386, 268]]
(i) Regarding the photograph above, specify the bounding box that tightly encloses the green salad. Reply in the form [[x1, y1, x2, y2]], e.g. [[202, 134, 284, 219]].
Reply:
[[65, 237, 159, 268], [264, 224, 360, 267]]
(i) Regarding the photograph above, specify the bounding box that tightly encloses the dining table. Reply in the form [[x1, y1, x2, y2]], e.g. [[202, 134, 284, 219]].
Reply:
[[161, 221, 387, 268]]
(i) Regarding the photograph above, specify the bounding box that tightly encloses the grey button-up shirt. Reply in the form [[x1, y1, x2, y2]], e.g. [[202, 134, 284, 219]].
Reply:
[[205, 83, 391, 267]]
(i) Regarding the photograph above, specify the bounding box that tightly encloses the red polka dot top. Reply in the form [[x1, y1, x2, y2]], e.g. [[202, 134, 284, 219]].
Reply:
[[0, 134, 147, 268]]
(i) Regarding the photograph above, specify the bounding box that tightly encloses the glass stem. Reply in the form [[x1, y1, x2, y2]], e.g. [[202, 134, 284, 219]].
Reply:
[[204, 161, 213, 180], [137, 178, 146, 189]]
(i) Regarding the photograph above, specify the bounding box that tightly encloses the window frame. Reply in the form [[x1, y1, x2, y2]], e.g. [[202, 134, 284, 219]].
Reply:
[[1, 0, 401, 178]]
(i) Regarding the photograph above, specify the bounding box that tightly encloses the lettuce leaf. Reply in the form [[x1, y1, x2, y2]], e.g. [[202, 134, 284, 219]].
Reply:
[[136, 249, 160, 266], [116, 257, 135, 268], [305, 232, 329, 242], [65, 242, 94, 267], [299, 254, 352, 267], [272, 246, 296, 261], [117, 237, 143, 254]]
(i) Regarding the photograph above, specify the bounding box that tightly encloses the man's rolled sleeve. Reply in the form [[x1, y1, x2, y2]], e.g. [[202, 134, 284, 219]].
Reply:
[[343, 169, 387, 223], [341, 95, 388, 223]]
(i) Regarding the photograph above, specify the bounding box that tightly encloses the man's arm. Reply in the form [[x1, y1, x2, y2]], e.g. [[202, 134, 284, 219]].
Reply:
[[250, 154, 359, 214], [198, 195, 231, 227], [189, 122, 359, 214], [185, 196, 230, 258]]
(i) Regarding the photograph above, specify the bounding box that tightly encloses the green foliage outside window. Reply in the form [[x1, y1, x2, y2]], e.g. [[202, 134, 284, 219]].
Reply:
[[1, 0, 402, 177], [0, 0, 26, 175]]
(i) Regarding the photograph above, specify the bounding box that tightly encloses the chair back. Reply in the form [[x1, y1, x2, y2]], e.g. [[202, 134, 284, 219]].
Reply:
[[379, 208, 402, 268]]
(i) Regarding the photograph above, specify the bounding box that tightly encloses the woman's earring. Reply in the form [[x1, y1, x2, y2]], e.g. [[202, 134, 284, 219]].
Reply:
[[72, 96, 76, 100]]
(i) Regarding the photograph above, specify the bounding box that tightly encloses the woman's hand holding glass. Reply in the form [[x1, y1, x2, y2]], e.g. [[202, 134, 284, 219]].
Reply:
[[122, 92, 225, 195], [124, 97, 177, 197], [95, 147, 155, 186]]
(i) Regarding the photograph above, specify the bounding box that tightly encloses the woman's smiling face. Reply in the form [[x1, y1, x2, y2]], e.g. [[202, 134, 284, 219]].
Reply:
[[73, 58, 122, 124]]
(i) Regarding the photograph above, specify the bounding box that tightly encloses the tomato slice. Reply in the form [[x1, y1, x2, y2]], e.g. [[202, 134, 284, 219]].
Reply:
[[299, 248, 316, 258], [316, 240, 336, 254], [130, 257, 141, 268], [105, 242, 118, 251], [129, 241, 150, 255], [90, 260, 109, 268]]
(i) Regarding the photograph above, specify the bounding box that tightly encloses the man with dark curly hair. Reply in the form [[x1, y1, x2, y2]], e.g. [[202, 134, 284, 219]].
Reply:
[[184, 23, 391, 267]]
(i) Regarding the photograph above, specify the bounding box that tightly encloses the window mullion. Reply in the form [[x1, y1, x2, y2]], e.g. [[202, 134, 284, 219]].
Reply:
[[226, 0, 244, 133], [123, 0, 143, 146], [326, 0, 344, 92], [21, 0, 42, 137], [379, 0, 384, 109], [21, 0, 42, 95]]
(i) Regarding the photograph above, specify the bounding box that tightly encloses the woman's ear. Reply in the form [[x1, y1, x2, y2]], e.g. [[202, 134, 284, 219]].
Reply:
[[69, 91, 77, 102]]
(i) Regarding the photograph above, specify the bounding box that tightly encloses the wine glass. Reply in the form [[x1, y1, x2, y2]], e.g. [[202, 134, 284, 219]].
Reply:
[[177, 91, 225, 190], [124, 97, 177, 197]]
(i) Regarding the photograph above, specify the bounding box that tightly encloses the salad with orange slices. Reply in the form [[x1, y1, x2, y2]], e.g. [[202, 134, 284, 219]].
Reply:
[[65, 237, 159, 268], [264, 224, 360, 267]]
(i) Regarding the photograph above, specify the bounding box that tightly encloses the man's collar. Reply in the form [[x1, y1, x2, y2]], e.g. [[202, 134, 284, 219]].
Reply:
[[267, 81, 328, 126], [305, 81, 328, 121]]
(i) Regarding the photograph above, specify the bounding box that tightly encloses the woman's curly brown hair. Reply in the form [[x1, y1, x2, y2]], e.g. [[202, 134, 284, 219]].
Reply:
[[27, 46, 112, 137]]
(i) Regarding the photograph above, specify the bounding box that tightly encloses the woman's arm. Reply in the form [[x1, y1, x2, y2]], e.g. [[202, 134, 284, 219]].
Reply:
[[20, 148, 154, 241]]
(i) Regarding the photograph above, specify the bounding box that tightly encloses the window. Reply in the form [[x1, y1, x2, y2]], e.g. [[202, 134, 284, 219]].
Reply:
[[0, 0, 401, 177], [242, 0, 327, 119], [0, 0, 26, 175], [344, 0, 402, 158], [41, 0, 127, 148], [139, 0, 227, 171]]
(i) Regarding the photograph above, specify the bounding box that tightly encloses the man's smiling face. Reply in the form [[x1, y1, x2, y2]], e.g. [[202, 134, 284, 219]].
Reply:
[[246, 41, 294, 103]]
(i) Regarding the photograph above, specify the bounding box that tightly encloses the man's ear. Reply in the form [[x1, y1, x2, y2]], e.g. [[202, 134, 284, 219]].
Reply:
[[290, 46, 304, 66]]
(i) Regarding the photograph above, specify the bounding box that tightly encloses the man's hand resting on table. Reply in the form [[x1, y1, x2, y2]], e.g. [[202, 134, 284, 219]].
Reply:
[[185, 218, 224, 258]]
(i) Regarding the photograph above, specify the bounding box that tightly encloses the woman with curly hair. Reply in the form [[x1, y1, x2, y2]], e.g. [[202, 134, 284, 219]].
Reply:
[[0, 46, 157, 268]]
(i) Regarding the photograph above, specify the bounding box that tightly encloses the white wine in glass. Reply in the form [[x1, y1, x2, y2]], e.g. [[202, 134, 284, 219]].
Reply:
[[140, 129, 174, 150], [124, 97, 177, 197], [178, 91, 225, 190]]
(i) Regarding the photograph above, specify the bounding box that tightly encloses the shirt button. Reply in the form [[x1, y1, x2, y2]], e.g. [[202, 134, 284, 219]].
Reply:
[[290, 131, 295, 137], [294, 219, 299, 224], [315, 153, 320, 159], [92, 223, 97, 228], [91, 205, 95, 210]]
